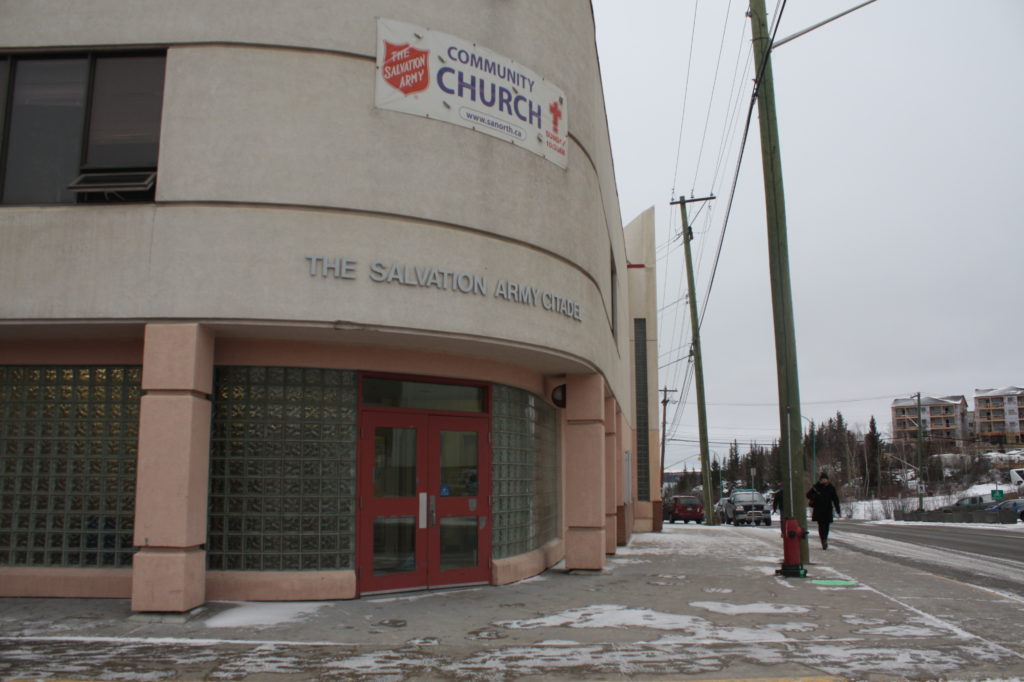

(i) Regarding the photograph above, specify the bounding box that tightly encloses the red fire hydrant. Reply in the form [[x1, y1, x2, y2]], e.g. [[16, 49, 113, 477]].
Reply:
[[776, 518, 807, 578]]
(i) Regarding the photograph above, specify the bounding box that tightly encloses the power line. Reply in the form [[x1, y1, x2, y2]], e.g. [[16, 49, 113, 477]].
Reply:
[[697, 0, 789, 327], [670, 0, 702, 199], [661, 2, 790, 442], [680, 393, 906, 407], [690, 0, 735, 196]]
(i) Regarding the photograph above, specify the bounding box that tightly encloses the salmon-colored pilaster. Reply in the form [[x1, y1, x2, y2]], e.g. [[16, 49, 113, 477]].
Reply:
[[604, 397, 617, 555], [131, 549, 206, 612], [132, 323, 214, 612], [615, 408, 630, 546], [134, 394, 212, 547], [564, 374, 605, 570]]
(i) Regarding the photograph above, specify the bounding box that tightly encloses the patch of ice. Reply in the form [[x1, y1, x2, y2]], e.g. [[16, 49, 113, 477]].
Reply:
[[368, 587, 484, 603], [324, 650, 438, 677], [689, 601, 809, 615], [204, 602, 330, 628], [494, 604, 809, 644], [495, 604, 703, 631], [209, 643, 307, 678], [855, 625, 940, 637]]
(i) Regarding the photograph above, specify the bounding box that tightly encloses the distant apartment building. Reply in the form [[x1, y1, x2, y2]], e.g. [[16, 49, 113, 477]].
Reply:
[[891, 395, 969, 444], [974, 387, 1024, 445]]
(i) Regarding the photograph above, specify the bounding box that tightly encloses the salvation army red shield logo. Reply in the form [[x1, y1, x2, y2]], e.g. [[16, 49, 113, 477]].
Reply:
[[382, 41, 430, 95]]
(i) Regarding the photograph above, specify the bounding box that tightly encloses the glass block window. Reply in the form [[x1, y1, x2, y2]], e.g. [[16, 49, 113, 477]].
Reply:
[[634, 318, 650, 501], [491, 384, 560, 559], [0, 366, 141, 568], [207, 367, 357, 571]]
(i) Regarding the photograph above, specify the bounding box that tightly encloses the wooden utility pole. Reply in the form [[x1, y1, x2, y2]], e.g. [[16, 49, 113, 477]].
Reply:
[[671, 195, 716, 524], [659, 386, 678, 505], [748, 0, 808, 560]]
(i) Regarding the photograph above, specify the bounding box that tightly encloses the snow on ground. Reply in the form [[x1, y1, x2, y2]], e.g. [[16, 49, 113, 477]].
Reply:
[[689, 601, 809, 615], [204, 602, 331, 628], [493, 603, 815, 644], [5, 523, 1024, 680], [843, 483, 1022, 522], [368, 587, 485, 603]]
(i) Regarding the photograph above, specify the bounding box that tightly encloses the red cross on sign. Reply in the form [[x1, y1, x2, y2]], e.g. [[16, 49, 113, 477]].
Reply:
[[549, 101, 563, 134]]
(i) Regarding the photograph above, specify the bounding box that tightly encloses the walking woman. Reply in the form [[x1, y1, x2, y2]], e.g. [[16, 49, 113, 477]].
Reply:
[[806, 472, 841, 550]]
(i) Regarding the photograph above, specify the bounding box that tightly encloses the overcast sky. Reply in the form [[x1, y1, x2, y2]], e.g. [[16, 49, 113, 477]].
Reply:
[[592, 0, 1024, 471]]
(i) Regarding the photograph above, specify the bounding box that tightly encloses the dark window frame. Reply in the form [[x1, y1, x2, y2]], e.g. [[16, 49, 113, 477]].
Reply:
[[0, 49, 166, 206]]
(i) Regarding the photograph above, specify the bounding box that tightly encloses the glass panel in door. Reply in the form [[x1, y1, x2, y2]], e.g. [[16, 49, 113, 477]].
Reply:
[[372, 516, 416, 575], [439, 516, 478, 571], [439, 430, 478, 497], [373, 427, 416, 498], [431, 417, 490, 584], [360, 415, 428, 592]]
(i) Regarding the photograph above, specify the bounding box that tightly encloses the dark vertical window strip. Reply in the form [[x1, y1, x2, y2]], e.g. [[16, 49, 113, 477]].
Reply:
[[634, 319, 650, 501], [0, 58, 9, 195]]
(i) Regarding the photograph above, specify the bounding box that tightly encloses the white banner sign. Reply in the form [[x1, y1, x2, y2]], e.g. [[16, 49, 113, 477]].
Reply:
[[375, 18, 568, 168]]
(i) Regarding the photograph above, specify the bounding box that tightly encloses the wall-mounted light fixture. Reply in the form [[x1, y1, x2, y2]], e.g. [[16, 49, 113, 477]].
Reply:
[[551, 384, 566, 408]]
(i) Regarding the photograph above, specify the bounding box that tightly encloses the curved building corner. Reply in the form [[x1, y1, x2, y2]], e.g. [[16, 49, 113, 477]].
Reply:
[[0, 1, 660, 611]]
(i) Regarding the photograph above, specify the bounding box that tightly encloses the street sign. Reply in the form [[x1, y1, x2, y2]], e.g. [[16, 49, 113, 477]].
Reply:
[[992, 489, 1005, 501]]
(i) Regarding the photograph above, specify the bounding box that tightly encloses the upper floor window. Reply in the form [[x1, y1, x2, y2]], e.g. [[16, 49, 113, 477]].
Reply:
[[0, 52, 165, 205]]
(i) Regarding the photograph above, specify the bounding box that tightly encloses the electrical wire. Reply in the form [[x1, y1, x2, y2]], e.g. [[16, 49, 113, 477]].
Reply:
[[663, 1, 790, 442], [671, 0, 702, 200], [680, 394, 908, 408], [689, 0, 734, 196], [698, 0, 788, 327]]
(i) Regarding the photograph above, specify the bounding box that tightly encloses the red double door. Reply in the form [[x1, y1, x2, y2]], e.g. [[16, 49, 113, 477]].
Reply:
[[358, 411, 491, 594]]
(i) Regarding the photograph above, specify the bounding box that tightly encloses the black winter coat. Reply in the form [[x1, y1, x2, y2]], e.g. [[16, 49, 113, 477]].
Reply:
[[806, 481, 840, 523]]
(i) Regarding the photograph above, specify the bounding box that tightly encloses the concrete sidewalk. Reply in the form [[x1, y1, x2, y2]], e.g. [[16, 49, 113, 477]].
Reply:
[[2, 524, 1023, 680]]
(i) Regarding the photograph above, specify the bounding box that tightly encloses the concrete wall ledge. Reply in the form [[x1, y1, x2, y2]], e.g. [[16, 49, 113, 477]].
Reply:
[[0, 567, 132, 598], [492, 538, 564, 586], [206, 570, 357, 601]]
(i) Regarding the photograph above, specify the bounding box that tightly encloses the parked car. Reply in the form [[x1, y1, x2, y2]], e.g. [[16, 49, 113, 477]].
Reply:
[[940, 494, 994, 513], [723, 489, 770, 526], [663, 495, 704, 523], [985, 498, 1024, 521]]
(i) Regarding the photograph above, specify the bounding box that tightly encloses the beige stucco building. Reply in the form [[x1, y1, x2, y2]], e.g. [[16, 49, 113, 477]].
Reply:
[[0, 1, 660, 611]]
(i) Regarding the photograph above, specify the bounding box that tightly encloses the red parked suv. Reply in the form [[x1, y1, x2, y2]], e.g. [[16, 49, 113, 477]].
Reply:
[[663, 495, 704, 524]]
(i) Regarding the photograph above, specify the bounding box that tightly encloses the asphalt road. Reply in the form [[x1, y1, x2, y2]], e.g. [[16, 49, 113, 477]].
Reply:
[[835, 519, 1024, 563], [831, 519, 1024, 596]]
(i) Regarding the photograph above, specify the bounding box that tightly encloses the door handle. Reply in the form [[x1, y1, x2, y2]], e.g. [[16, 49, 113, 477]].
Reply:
[[418, 492, 427, 530]]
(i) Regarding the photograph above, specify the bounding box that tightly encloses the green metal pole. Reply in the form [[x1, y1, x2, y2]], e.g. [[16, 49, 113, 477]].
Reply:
[[672, 195, 717, 524], [916, 392, 924, 511], [812, 424, 816, 479], [748, 0, 808, 562]]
